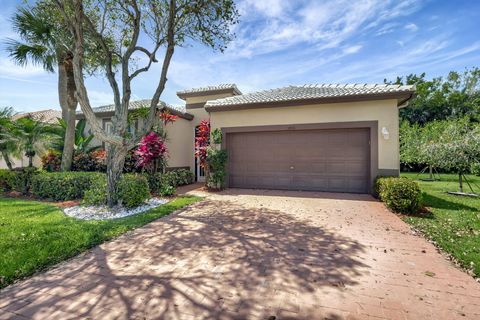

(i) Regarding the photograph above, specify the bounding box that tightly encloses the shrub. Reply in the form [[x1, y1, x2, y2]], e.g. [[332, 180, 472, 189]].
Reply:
[[144, 169, 193, 195], [41, 150, 61, 172], [82, 175, 107, 206], [10, 167, 39, 194], [118, 174, 150, 208], [206, 148, 227, 190], [0, 169, 15, 192], [174, 169, 195, 186], [83, 174, 149, 208], [73, 149, 106, 172], [159, 184, 176, 197], [144, 172, 162, 194], [123, 149, 141, 173], [375, 177, 422, 214], [31, 172, 103, 201]]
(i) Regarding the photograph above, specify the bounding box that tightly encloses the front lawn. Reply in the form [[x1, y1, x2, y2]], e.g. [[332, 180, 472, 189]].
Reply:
[[0, 196, 200, 289], [401, 172, 480, 277]]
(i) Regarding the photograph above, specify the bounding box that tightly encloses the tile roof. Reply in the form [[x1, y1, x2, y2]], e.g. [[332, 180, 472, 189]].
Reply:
[[12, 109, 62, 124], [177, 84, 242, 99], [77, 99, 190, 117], [205, 84, 415, 109]]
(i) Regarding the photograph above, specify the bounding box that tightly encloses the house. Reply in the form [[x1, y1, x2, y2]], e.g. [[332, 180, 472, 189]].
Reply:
[[11, 109, 62, 124], [0, 109, 62, 169], [79, 83, 415, 194]]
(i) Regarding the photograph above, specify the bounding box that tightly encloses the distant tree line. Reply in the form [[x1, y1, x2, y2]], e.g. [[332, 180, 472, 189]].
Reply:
[[385, 68, 480, 124], [388, 68, 480, 192]]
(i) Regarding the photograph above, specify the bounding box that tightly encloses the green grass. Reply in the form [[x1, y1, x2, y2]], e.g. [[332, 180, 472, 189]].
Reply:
[[401, 172, 480, 276], [0, 195, 200, 289]]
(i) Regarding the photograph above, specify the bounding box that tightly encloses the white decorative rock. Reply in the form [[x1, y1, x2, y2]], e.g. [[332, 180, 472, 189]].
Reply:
[[63, 198, 169, 220]]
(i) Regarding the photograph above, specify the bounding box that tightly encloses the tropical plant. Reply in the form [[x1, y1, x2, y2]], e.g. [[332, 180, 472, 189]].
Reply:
[[135, 132, 167, 173], [5, 3, 78, 171], [51, 118, 96, 153], [5, 1, 105, 171], [41, 149, 62, 171], [0, 107, 20, 169], [14, 116, 56, 167], [195, 120, 211, 168], [54, 0, 239, 206], [206, 147, 228, 190]]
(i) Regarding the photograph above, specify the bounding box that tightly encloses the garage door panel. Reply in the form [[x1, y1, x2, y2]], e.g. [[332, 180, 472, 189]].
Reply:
[[227, 128, 370, 193]]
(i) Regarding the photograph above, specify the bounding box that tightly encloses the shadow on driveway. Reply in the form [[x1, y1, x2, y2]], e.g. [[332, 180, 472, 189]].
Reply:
[[2, 198, 368, 319]]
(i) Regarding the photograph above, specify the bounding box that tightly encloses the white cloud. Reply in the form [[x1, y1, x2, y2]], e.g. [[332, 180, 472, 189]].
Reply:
[[343, 45, 363, 54], [405, 23, 419, 31], [228, 0, 425, 58], [0, 57, 47, 77]]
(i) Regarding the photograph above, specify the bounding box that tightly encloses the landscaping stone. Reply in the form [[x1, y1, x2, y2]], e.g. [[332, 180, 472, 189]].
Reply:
[[63, 198, 168, 220]]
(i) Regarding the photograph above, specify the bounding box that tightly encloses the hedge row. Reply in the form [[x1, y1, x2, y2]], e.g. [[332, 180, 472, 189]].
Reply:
[[375, 176, 422, 214], [0, 168, 38, 194], [31, 172, 103, 201], [0, 168, 195, 207]]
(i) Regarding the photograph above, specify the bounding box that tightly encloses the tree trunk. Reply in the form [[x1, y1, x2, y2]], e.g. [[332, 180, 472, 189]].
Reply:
[[59, 54, 78, 171], [2, 151, 13, 170], [458, 172, 463, 193], [28, 155, 33, 168], [106, 143, 128, 207], [429, 165, 433, 180]]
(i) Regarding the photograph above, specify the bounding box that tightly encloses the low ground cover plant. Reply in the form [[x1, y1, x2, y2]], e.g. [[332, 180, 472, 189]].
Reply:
[[375, 176, 422, 214]]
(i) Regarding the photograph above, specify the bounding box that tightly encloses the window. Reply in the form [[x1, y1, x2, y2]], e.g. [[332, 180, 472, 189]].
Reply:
[[105, 121, 113, 134]]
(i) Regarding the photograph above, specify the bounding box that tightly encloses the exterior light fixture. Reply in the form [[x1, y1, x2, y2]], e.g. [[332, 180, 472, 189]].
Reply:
[[381, 126, 390, 140]]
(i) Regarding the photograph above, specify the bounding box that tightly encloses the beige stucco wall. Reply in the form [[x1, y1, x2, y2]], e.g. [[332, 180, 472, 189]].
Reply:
[[210, 99, 400, 171], [185, 93, 235, 105], [0, 155, 42, 169], [81, 115, 197, 171], [164, 118, 194, 169]]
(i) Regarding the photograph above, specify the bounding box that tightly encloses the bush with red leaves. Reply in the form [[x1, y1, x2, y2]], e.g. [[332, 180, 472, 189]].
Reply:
[[135, 132, 167, 171]]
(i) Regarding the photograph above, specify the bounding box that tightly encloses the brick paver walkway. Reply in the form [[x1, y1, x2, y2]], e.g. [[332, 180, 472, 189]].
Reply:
[[1, 188, 479, 319]]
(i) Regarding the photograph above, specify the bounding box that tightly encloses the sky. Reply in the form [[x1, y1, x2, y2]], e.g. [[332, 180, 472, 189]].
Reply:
[[0, 0, 479, 112]]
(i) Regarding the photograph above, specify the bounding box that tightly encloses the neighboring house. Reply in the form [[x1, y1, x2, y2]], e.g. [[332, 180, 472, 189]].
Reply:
[[11, 109, 62, 124], [80, 83, 415, 194], [0, 109, 62, 169]]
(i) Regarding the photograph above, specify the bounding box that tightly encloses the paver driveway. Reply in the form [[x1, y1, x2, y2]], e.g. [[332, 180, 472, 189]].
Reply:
[[1, 188, 479, 320]]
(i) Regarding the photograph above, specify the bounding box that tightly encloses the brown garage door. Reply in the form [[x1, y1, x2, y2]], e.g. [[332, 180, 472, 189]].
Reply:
[[227, 128, 370, 193]]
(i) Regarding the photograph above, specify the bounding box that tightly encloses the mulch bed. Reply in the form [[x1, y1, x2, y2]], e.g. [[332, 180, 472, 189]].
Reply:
[[3, 191, 80, 208]]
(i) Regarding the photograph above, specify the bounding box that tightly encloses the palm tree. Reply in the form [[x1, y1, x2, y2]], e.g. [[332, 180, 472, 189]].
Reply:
[[14, 116, 55, 167], [5, 5, 77, 171], [0, 107, 20, 169]]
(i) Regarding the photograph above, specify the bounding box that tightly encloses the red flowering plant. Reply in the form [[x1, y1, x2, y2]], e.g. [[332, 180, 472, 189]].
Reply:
[[135, 131, 167, 173], [195, 119, 210, 168], [159, 110, 178, 126]]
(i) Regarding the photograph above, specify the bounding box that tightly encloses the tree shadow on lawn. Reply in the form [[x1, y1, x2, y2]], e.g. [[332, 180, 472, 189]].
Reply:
[[422, 193, 479, 212], [1, 199, 369, 319]]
